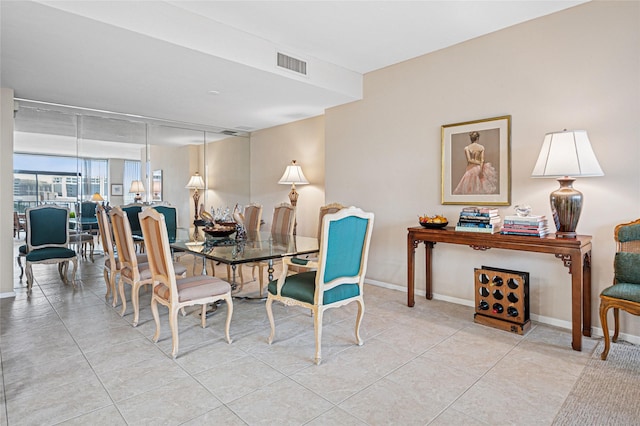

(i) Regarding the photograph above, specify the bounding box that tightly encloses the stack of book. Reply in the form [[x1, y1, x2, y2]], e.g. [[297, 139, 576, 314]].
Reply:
[[455, 207, 502, 234], [501, 215, 550, 237]]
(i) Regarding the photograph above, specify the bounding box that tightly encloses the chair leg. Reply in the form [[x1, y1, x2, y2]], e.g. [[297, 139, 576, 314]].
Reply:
[[600, 302, 611, 360], [151, 298, 161, 343], [111, 272, 119, 307], [612, 307, 620, 342], [169, 307, 180, 359], [103, 269, 111, 301], [132, 283, 141, 327], [223, 293, 233, 344], [355, 299, 365, 346], [313, 307, 323, 365], [25, 262, 34, 295], [119, 278, 127, 316], [266, 297, 276, 344], [16, 256, 24, 281], [69, 258, 78, 289], [200, 305, 207, 328]]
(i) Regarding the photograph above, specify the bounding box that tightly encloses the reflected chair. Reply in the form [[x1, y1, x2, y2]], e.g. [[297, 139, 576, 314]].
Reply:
[[121, 203, 145, 251], [248, 203, 294, 296], [266, 206, 374, 364], [14, 211, 26, 238], [110, 206, 187, 326], [599, 218, 640, 360], [96, 205, 148, 305], [24, 205, 78, 295], [228, 202, 263, 284], [289, 202, 345, 273], [77, 201, 99, 234], [139, 208, 233, 358]]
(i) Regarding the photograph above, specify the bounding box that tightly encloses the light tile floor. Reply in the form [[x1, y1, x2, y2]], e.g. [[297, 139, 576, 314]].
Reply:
[[2, 245, 600, 425]]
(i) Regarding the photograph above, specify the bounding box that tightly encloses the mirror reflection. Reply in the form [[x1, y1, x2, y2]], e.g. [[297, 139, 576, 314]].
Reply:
[[12, 100, 250, 232]]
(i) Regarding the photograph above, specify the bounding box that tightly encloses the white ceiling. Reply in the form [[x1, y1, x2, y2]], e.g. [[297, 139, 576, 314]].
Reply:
[[1, 0, 587, 135]]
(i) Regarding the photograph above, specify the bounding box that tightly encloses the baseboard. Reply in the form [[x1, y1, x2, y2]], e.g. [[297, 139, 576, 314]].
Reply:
[[364, 279, 640, 345], [0, 291, 16, 299]]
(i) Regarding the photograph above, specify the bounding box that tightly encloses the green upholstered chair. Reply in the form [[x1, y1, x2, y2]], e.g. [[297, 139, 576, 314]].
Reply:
[[121, 203, 144, 251], [24, 205, 78, 295], [77, 201, 99, 233], [599, 218, 640, 360], [139, 208, 233, 358], [266, 206, 374, 365]]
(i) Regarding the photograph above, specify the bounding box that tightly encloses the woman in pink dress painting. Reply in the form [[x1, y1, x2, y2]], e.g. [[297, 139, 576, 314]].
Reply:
[[453, 131, 498, 195]]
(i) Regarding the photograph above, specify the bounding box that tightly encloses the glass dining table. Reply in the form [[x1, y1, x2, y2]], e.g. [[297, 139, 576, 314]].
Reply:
[[170, 230, 319, 290]]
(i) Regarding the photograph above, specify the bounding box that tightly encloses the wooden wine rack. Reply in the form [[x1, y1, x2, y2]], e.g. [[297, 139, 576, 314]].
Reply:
[[474, 266, 530, 335]]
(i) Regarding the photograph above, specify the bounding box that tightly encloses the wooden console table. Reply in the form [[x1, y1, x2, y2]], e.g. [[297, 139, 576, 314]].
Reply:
[[407, 226, 592, 351]]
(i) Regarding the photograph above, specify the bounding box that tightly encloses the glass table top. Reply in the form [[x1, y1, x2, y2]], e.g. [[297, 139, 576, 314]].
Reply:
[[171, 230, 319, 265]]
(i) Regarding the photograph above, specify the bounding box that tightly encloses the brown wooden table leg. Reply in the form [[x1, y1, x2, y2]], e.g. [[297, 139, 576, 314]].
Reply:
[[425, 242, 433, 300], [570, 252, 584, 351], [407, 233, 416, 307], [582, 250, 592, 337]]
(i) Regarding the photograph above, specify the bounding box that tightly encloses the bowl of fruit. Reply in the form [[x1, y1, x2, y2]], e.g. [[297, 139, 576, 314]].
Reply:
[[418, 214, 449, 229]]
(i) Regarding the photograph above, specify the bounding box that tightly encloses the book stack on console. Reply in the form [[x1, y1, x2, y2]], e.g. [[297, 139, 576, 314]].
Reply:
[[501, 215, 550, 237], [454, 206, 502, 234]]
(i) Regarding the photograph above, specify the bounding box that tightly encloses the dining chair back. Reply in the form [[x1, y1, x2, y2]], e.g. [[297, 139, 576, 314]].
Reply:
[[599, 218, 640, 360], [24, 205, 78, 294], [139, 208, 233, 358], [244, 203, 263, 232], [111, 206, 186, 326], [266, 206, 374, 364], [271, 202, 295, 235]]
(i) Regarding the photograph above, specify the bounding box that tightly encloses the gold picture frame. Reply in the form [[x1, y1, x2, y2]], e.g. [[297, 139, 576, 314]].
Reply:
[[441, 115, 511, 205]]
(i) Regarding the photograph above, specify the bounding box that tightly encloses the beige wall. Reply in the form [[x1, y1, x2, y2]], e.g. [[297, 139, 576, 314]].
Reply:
[[149, 144, 192, 230], [250, 116, 325, 237], [323, 1, 640, 340], [204, 136, 251, 214]]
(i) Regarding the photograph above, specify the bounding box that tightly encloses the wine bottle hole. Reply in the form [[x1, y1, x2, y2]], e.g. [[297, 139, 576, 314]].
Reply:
[[492, 290, 504, 300], [507, 292, 519, 303], [479, 273, 489, 284], [492, 276, 503, 286], [479, 287, 489, 297], [507, 278, 519, 289]]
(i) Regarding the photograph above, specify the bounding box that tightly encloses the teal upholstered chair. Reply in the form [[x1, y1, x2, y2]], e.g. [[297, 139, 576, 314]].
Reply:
[[121, 203, 144, 251], [599, 218, 640, 360], [24, 205, 78, 294], [266, 206, 374, 364], [150, 205, 178, 242], [77, 201, 99, 233]]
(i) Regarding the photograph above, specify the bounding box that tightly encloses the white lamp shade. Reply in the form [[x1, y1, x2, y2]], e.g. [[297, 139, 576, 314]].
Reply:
[[185, 173, 205, 189], [531, 130, 604, 178], [129, 180, 145, 193], [278, 161, 309, 185]]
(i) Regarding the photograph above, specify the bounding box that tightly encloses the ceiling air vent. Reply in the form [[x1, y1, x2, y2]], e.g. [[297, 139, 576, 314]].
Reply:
[[277, 52, 307, 75], [221, 130, 238, 136]]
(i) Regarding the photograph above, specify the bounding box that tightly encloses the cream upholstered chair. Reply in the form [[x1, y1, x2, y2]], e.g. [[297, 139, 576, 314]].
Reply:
[[139, 208, 233, 358], [599, 218, 640, 360], [249, 203, 295, 296], [228, 203, 263, 284], [110, 206, 187, 327], [23, 205, 78, 295], [266, 206, 374, 364], [96, 205, 148, 305]]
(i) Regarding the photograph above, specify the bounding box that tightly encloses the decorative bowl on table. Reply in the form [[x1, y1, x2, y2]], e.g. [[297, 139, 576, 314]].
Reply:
[[418, 214, 448, 229], [203, 226, 236, 238], [419, 221, 449, 229]]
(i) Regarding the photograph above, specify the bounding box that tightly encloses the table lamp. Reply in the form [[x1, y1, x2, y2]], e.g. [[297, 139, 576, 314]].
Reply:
[[531, 129, 603, 238], [185, 172, 205, 223], [91, 192, 104, 203], [278, 160, 309, 207], [129, 180, 145, 203]]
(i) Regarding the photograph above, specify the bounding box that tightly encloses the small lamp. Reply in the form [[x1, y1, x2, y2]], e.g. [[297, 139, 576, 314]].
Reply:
[[129, 180, 145, 203], [278, 160, 309, 207], [531, 129, 604, 238], [91, 192, 104, 203], [152, 180, 162, 200], [185, 172, 206, 223]]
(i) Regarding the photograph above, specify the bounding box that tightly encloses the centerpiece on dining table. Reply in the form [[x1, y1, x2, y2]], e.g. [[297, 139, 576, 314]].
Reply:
[[200, 210, 236, 238]]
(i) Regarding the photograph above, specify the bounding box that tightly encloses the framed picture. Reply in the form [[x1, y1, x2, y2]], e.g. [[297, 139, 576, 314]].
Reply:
[[111, 184, 123, 196], [441, 115, 511, 205]]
